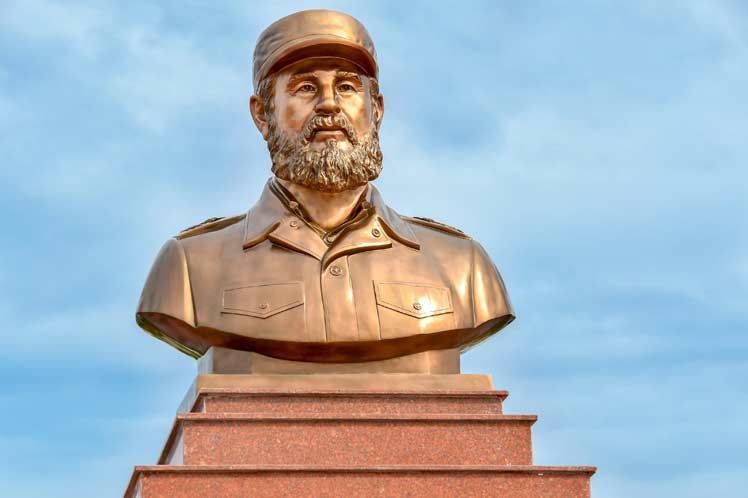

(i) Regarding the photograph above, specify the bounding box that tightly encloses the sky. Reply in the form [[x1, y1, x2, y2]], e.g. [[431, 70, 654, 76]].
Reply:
[[1, 1, 747, 496]]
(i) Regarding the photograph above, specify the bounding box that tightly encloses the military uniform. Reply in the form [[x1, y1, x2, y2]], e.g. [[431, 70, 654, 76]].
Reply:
[[137, 179, 513, 362]]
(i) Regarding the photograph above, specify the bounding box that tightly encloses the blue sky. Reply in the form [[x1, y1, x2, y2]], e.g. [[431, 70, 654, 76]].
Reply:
[[1, 1, 746, 496]]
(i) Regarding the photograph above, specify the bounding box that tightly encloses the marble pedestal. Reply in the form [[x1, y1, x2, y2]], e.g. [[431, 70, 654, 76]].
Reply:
[[124, 374, 595, 497]]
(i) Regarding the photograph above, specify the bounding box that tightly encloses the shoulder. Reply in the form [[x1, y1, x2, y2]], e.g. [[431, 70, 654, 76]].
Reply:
[[400, 215, 500, 272], [176, 214, 246, 240], [400, 215, 477, 265], [401, 215, 471, 240]]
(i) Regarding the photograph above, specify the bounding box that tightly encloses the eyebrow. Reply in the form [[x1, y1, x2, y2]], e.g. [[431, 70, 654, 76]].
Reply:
[[287, 71, 363, 86], [335, 71, 363, 83], [287, 72, 317, 85]]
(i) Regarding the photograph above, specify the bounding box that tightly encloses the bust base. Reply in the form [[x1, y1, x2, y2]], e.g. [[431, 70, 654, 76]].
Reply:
[[197, 346, 460, 375], [126, 375, 595, 498], [178, 372, 493, 412]]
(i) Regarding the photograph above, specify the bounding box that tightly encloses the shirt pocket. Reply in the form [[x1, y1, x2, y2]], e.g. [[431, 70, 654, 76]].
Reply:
[[374, 281, 455, 339], [220, 281, 305, 340]]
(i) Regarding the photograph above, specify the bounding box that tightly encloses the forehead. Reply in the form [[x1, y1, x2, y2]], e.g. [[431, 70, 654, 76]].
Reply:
[[275, 57, 365, 80]]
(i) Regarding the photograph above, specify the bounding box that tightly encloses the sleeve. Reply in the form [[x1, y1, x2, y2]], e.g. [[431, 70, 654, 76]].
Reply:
[[471, 240, 514, 328], [136, 237, 196, 333]]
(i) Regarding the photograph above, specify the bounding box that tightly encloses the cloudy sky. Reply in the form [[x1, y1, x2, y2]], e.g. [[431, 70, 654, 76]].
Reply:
[[1, 1, 747, 496]]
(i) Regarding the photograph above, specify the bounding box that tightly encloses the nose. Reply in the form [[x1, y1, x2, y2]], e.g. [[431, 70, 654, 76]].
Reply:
[[314, 84, 341, 115]]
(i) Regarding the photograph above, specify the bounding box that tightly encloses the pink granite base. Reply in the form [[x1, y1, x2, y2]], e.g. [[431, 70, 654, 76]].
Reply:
[[194, 389, 507, 415], [128, 465, 594, 498], [167, 413, 534, 466], [126, 379, 595, 497]]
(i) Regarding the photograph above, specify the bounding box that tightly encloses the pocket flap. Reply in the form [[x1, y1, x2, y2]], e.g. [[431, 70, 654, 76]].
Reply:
[[222, 281, 304, 318], [374, 281, 453, 319]]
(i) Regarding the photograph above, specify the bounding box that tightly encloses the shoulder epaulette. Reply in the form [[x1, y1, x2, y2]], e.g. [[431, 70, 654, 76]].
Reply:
[[176, 214, 246, 240], [402, 216, 470, 239]]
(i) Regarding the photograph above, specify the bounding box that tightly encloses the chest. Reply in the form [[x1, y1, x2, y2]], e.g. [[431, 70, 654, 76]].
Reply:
[[188, 241, 472, 343]]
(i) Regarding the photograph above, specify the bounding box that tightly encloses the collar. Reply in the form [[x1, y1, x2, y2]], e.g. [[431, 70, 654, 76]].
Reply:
[[243, 178, 419, 266]]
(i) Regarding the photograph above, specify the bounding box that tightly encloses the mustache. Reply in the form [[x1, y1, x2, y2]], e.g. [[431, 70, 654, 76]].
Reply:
[[301, 113, 359, 145]]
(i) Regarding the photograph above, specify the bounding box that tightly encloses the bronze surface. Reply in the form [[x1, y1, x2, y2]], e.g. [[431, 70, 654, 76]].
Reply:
[[253, 9, 378, 89], [197, 346, 460, 375], [136, 9, 514, 371]]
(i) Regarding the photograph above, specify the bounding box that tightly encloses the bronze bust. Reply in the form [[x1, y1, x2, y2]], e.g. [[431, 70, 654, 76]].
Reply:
[[136, 9, 514, 374]]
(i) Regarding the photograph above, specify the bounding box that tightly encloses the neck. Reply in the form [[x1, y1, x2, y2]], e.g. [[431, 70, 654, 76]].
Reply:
[[277, 178, 367, 232]]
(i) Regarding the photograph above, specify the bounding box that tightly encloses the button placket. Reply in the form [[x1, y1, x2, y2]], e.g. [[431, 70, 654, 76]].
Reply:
[[320, 256, 358, 342]]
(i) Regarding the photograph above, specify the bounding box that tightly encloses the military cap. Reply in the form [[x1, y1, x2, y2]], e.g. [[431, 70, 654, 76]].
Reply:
[[253, 9, 378, 88]]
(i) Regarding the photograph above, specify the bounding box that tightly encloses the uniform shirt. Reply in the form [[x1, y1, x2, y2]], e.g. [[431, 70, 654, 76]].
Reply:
[[136, 179, 514, 361]]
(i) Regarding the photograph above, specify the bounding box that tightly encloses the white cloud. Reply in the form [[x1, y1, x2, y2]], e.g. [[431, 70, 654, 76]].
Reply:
[[684, 0, 747, 50], [1, 2, 747, 497], [109, 24, 245, 133], [1, 0, 110, 57], [0, 301, 194, 374]]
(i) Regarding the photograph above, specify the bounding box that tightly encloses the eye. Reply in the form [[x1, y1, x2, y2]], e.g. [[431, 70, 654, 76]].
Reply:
[[296, 83, 316, 94], [337, 82, 357, 93]]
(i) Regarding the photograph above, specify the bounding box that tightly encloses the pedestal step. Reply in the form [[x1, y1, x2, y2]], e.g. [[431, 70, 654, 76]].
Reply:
[[162, 413, 536, 466], [127, 465, 595, 498], [192, 389, 507, 415], [126, 377, 595, 497]]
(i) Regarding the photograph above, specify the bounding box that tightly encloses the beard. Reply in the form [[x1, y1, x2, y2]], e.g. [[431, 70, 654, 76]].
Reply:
[[267, 113, 383, 193]]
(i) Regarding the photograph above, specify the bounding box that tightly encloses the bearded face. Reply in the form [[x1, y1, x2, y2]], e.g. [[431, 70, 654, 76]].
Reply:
[[267, 113, 383, 192], [256, 72, 384, 193]]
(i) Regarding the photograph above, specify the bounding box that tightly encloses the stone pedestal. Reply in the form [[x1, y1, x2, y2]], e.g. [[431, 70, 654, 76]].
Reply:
[[125, 374, 595, 497]]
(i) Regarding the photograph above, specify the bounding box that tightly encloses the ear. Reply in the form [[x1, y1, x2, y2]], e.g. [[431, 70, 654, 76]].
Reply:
[[249, 95, 270, 140], [374, 93, 384, 131]]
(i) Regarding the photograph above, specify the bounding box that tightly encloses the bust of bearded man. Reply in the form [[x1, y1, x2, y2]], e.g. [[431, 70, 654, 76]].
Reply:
[[136, 9, 514, 375]]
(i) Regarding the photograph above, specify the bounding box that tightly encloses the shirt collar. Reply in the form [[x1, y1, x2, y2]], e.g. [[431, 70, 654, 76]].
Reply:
[[242, 178, 420, 260]]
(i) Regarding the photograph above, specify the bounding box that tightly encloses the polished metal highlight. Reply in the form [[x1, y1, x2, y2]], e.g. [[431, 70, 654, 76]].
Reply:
[[136, 9, 514, 371]]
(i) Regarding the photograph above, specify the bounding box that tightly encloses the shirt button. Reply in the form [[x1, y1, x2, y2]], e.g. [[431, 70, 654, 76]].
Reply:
[[330, 265, 343, 276], [289, 220, 300, 229], [258, 303, 269, 310], [413, 302, 423, 311], [371, 228, 381, 238]]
